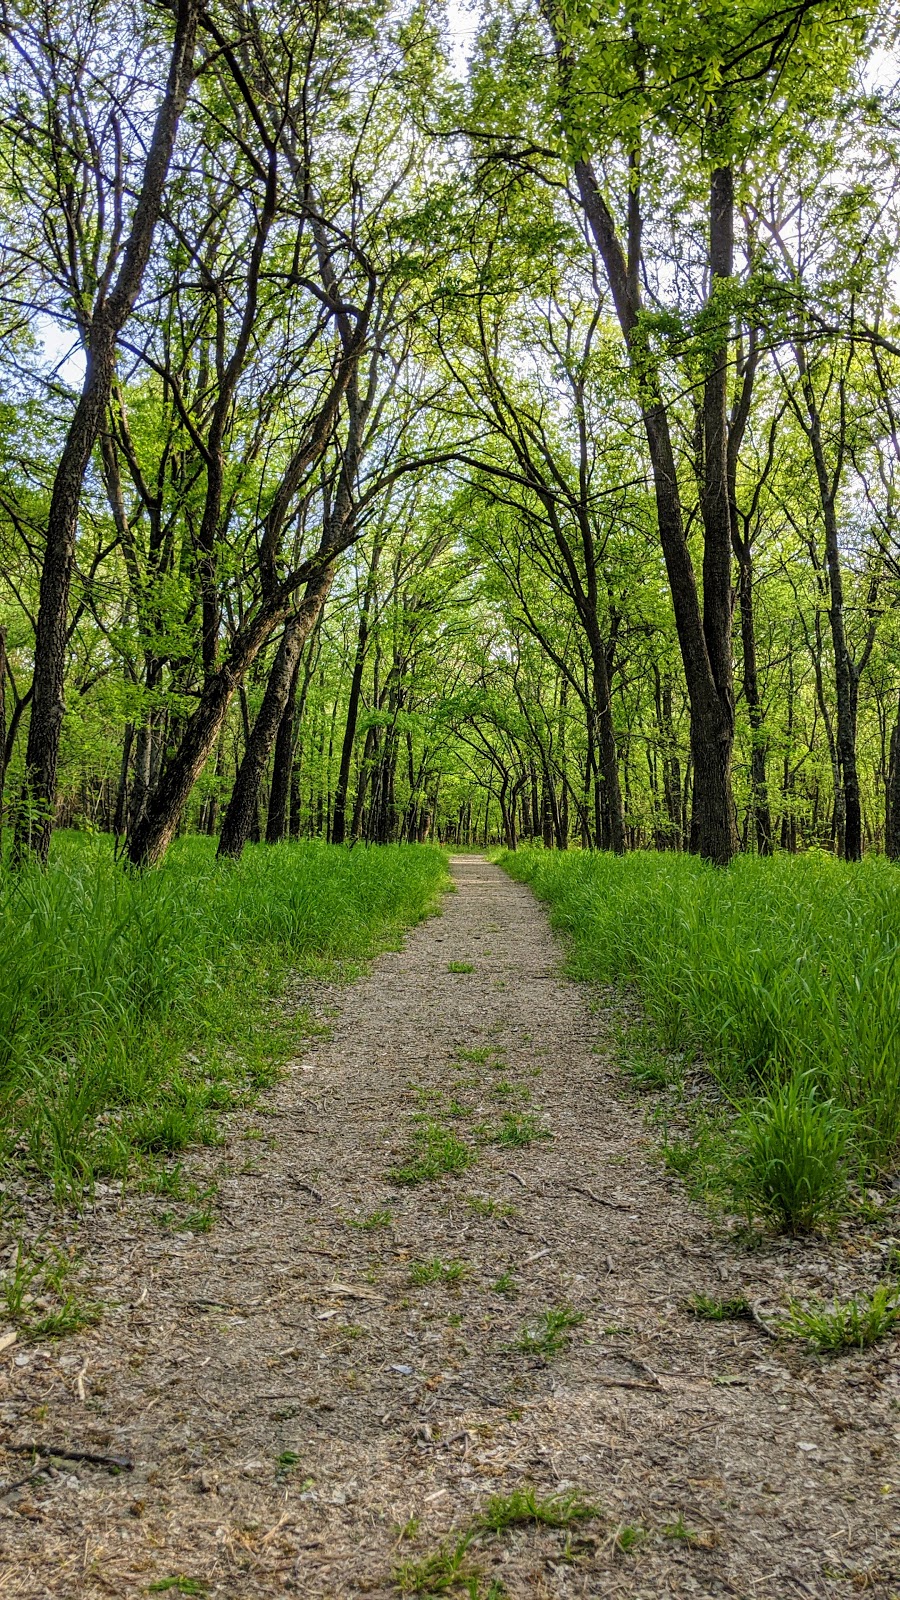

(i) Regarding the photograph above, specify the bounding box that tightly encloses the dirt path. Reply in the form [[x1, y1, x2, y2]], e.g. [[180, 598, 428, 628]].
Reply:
[[2, 857, 898, 1598]]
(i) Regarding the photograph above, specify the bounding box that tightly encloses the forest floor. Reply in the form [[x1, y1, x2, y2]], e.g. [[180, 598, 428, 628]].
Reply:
[[1, 856, 898, 1599]]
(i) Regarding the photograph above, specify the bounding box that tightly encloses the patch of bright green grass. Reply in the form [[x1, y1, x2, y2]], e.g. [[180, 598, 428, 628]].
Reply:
[[394, 1531, 481, 1595], [490, 1113, 552, 1149], [1, 1242, 100, 1340], [474, 1486, 598, 1533], [393, 1484, 597, 1596], [389, 1121, 475, 1186], [501, 849, 900, 1224], [448, 961, 475, 974], [515, 1304, 584, 1358], [688, 1293, 752, 1321], [409, 1257, 468, 1286], [0, 836, 446, 1200], [779, 1284, 900, 1351], [348, 1208, 393, 1230]]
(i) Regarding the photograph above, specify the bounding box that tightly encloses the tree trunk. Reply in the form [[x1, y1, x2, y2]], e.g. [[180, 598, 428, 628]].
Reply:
[[127, 568, 325, 867], [571, 157, 737, 864], [586, 621, 624, 852], [15, 0, 200, 864], [886, 692, 900, 861], [332, 542, 382, 844], [0, 627, 6, 840], [804, 391, 861, 859], [113, 722, 134, 838], [266, 655, 301, 844], [218, 572, 333, 860], [735, 544, 772, 853]]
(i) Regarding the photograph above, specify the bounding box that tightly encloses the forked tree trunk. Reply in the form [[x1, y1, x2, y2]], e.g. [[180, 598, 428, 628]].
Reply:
[[127, 573, 324, 866], [217, 570, 334, 860], [15, 0, 200, 864]]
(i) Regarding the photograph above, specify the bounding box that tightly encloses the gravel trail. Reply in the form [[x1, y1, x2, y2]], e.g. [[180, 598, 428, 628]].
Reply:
[[2, 856, 897, 1598]]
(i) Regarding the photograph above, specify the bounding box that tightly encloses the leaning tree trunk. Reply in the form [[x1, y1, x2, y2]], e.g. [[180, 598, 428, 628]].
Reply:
[[217, 571, 334, 860], [15, 0, 200, 865], [127, 572, 322, 867]]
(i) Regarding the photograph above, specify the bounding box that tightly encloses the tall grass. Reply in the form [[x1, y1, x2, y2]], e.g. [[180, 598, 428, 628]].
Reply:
[[502, 849, 900, 1226], [0, 835, 446, 1197]]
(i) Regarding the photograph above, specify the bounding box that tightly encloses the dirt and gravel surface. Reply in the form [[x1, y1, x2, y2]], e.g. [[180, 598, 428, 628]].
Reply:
[[1, 855, 899, 1599]]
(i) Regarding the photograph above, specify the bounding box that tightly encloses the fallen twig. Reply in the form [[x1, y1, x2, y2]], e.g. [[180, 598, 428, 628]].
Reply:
[[563, 1181, 633, 1213], [291, 1180, 325, 1202], [4, 1443, 132, 1472], [750, 1300, 780, 1339]]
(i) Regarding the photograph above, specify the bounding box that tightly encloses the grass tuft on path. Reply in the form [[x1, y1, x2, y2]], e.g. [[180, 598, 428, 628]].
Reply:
[[501, 849, 900, 1228], [0, 835, 447, 1199]]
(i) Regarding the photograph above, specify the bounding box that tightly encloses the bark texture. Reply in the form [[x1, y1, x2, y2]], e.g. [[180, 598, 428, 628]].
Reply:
[[16, 0, 201, 863]]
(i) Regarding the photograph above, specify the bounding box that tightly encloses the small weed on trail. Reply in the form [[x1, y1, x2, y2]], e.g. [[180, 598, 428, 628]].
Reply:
[[1, 1241, 100, 1340], [148, 1579, 208, 1596], [515, 1305, 584, 1358], [779, 1285, 900, 1351], [394, 1531, 481, 1595], [662, 1514, 700, 1543], [448, 962, 475, 974], [409, 1258, 468, 1287], [688, 1293, 752, 1322], [474, 1486, 598, 1533], [395, 1483, 598, 1595], [389, 1122, 475, 1186], [490, 1113, 552, 1149], [465, 1197, 515, 1219], [614, 1524, 646, 1554], [348, 1208, 394, 1230]]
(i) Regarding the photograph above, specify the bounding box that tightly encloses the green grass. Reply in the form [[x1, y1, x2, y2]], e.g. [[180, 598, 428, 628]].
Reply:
[[502, 849, 900, 1225], [409, 1257, 468, 1286], [0, 835, 447, 1199], [779, 1284, 900, 1351], [473, 1486, 598, 1533], [489, 1112, 552, 1149], [687, 1293, 752, 1321], [0, 1241, 100, 1340], [148, 1581, 208, 1596], [348, 1208, 394, 1230], [388, 1121, 475, 1185], [394, 1483, 598, 1595], [515, 1304, 584, 1357]]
